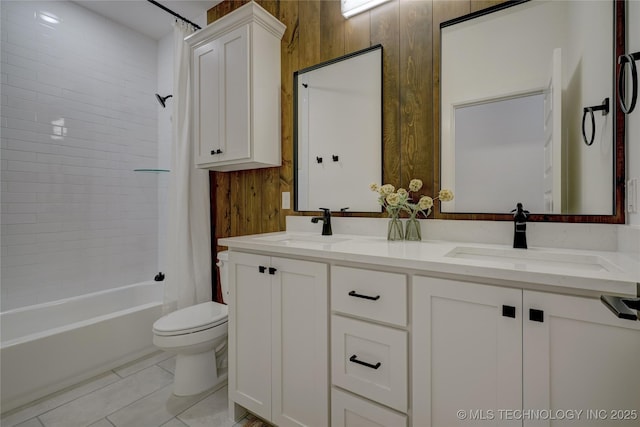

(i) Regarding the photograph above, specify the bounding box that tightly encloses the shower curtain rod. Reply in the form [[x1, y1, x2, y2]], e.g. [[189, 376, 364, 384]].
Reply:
[[146, 0, 202, 30]]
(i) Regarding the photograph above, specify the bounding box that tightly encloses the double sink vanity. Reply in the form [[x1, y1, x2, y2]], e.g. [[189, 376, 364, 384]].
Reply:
[[220, 219, 640, 427], [194, 1, 640, 425]]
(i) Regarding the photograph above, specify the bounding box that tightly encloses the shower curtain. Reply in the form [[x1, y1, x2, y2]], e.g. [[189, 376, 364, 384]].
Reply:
[[163, 21, 212, 313]]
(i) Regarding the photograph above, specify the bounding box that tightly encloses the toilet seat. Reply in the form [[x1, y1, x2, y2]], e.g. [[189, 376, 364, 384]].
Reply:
[[153, 301, 228, 337]]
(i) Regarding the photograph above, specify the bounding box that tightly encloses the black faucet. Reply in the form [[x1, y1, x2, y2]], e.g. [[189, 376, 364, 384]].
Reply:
[[511, 202, 530, 249], [311, 208, 332, 236]]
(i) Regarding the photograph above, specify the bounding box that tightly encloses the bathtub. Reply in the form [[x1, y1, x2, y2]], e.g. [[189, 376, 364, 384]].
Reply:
[[0, 282, 164, 413]]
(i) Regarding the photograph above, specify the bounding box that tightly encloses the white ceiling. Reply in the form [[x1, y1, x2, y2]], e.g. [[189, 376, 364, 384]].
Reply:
[[73, 0, 221, 40]]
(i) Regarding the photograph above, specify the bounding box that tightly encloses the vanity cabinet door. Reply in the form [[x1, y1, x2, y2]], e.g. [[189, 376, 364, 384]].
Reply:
[[228, 252, 328, 427], [412, 277, 523, 427], [271, 256, 328, 427], [523, 291, 640, 427], [228, 252, 273, 421]]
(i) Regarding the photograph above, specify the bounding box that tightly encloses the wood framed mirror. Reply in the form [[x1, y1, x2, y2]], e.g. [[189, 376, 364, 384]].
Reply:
[[435, 0, 626, 223]]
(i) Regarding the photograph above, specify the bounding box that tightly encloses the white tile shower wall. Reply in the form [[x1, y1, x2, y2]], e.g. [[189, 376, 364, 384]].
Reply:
[[1, 1, 160, 310]]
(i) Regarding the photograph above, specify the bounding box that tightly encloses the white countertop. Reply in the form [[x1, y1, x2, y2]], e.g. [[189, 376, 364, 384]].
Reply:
[[219, 231, 640, 297]]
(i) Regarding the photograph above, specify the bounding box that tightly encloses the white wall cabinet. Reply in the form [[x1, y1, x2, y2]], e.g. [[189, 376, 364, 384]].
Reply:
[[228, 252, 328, 427], [186, 2, 285, 172], [413, 276, 640, 427]]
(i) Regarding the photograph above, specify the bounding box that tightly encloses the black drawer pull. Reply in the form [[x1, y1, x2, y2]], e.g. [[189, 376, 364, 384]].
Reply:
[[258, 266, 266, 273], [348, 290, 380, 301], [268, 267, 277, 275], [529, 308, 544, 323], [502, 305, 516, 318], [349, 354, 381, 370]]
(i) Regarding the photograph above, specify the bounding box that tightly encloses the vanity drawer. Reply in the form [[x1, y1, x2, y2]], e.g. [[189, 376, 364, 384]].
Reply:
[[332, 387, 407, 427], [331, 315, 407, 412], [331, 266, 407, 326]]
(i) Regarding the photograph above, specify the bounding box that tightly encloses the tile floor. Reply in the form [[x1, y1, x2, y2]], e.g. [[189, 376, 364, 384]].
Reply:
[[1, 351, 268, 427]]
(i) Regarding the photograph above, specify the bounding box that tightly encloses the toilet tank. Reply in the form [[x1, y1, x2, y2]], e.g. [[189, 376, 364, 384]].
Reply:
[[216, 251, 230, 303]]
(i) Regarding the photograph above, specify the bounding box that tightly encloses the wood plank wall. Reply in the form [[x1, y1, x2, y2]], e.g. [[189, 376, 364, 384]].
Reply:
[[208, 0, 506, 250]]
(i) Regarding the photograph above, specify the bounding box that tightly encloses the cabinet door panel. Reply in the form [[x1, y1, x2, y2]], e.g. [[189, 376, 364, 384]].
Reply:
[[193, 40, 221, 164], [228, 252, 272, 420], [219, 25, 250, 162], [523, 291, 640, 427], [271, 257, 328, 427], [412, 277, 522, 427]]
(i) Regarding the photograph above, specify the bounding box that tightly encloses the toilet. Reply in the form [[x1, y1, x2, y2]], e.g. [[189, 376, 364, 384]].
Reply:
[[152, 251, 230, 396]]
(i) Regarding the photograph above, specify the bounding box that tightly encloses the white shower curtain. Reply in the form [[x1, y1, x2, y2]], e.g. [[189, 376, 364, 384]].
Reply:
[[163, 21, 212, 313]]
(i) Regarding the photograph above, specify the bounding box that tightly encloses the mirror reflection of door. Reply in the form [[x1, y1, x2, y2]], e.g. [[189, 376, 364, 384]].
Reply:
[[451, 92, 546, 213], [543, 48, 563, 214]]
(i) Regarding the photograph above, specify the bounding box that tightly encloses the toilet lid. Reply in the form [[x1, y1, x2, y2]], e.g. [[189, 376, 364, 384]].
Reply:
[[153, 301, 228, 336]]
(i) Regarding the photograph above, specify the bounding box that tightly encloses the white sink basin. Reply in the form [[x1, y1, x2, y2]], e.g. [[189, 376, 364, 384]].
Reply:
[[445, 246, 618, 272], [255, 233, 349, 245]]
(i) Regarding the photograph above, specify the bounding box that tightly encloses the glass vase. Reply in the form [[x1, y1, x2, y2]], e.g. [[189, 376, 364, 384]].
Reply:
[[405, 216, 422, 241], [387, 216, 404, 241]]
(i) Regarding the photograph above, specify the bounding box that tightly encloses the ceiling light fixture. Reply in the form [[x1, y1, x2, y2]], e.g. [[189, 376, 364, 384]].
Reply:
[[341, 0, 391, 18]]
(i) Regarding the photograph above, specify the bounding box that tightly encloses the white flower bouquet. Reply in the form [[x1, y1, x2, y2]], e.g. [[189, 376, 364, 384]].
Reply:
[[370, 179, 453, 218], [370, 179, 454, 240]]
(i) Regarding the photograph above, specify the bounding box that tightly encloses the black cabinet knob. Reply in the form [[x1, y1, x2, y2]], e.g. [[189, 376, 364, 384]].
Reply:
[[502, 305, 516, 318], [258, 266, 266, 273], [529, 308, 544, 322]]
